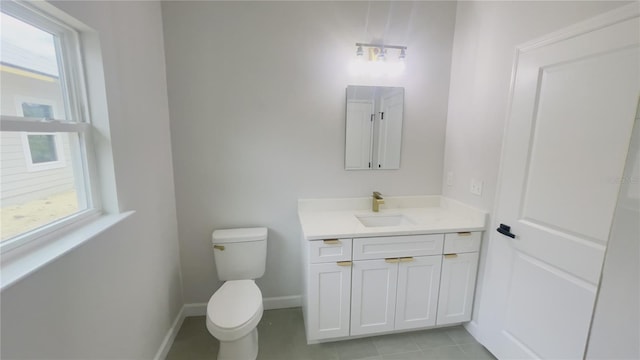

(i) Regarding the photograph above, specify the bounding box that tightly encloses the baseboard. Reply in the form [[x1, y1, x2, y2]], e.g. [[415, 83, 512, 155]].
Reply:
[[154, 306, 185, 360], [182, 295, 302, 318], [263, 295, 302, 310], [154, 295, 302, 358], [183, 302, 207, 317], [464, 320, 483, 343]]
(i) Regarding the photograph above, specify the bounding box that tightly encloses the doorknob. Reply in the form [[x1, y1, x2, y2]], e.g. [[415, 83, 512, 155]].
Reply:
[[497, 224, 516, 238]]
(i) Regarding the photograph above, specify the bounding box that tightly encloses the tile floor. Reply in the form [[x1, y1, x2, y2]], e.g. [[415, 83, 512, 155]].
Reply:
[[166, 308, 496, 360]]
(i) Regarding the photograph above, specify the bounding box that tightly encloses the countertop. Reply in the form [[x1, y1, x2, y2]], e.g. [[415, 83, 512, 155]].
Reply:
[[298, 196, 488, 240]]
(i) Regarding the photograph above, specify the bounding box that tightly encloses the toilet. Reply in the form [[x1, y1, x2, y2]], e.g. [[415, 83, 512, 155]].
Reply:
[[206, 227, 267, 360]]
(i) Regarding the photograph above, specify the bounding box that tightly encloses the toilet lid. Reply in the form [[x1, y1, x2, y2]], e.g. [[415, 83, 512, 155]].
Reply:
[[207, 280, 262, 330]]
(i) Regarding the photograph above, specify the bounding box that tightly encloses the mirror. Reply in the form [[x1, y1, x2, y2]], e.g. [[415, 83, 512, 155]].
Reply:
[[345, 86, 404, 170]]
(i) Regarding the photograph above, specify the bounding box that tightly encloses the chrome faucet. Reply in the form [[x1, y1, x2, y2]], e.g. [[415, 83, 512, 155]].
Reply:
[[372, 191, 384, 212]]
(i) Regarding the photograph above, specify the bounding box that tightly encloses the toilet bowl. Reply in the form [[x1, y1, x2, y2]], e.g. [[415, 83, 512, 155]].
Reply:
[[207, 228, 267, 360], [206, 280, 263, 360]]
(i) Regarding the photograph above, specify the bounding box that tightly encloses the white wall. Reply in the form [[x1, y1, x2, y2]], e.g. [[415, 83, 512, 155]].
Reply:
[[441, 0, 633, 354], [161, 1, 457, 303], [0, 2, 182, 358]]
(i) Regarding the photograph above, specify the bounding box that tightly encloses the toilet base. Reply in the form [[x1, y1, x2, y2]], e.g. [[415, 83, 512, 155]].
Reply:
[[217, 327, 259, 360]]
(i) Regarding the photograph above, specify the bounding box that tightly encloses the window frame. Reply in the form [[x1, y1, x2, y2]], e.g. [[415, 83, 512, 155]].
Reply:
[[0, 1, 102, 253]]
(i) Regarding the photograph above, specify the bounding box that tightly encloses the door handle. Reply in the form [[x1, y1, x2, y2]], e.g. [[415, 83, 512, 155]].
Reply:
[[497, 224, 516, 238]]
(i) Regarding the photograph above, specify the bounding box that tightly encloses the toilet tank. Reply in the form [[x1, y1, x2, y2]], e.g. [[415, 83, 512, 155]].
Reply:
[[212, 227, 267, 281]]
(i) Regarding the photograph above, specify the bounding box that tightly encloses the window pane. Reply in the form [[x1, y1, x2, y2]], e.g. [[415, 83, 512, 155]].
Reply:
[[0, 132, 85, 242], [28, 134, 58, 163], [0, 12, 68, 120], [22, 103, 54, 119]]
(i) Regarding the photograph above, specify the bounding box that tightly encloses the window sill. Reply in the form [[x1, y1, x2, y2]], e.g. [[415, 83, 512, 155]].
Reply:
[[0, 211, 134, 291]]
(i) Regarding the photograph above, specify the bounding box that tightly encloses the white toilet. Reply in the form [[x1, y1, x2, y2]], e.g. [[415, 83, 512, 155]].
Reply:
[[206, 227, 267, 360]]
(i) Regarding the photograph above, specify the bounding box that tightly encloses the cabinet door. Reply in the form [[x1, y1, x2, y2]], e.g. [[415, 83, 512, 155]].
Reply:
[[395, 255, 442, 330], [307, 262, 352, 341], [436, 252, 479, 325], [350, 259, 398, 336]]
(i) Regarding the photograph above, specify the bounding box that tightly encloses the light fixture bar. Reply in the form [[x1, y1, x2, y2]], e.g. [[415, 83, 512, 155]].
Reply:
[[355, 43, 407, 51]]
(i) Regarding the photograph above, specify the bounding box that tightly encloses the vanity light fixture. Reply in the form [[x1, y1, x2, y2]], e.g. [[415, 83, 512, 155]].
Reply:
[[355, 43, 407, 61]]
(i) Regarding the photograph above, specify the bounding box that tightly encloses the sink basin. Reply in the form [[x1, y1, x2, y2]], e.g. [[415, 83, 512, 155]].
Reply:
[[356, 214, 414, 227]]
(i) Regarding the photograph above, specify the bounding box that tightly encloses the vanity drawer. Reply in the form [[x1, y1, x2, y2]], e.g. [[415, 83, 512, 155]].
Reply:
[[353, 234, 444, 260], [309, 239, 352, 263], [443, 232, 481, 254]]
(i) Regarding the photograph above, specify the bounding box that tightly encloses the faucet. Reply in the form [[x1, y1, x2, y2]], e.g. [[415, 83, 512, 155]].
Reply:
[[372, 191, 384, 212]]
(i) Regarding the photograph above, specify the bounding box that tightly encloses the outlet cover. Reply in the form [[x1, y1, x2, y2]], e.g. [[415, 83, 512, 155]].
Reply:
[[470, 178, 483, 196], [446, 172, 453, 187]]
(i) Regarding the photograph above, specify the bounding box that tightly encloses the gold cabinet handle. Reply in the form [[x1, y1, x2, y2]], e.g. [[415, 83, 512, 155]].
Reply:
[[324, 239, 341, 245], [213, 245, 225, 251], [399, 257, 414, 262], [457, 232, 472, 236], [337, 261, 352, 267], [385, 258, 400, 263], [444, 254, 458, 259]]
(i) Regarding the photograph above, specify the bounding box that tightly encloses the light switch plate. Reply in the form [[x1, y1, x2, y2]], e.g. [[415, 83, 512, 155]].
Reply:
[[446, 172, 454, 187], [470, 178, 483, 196]]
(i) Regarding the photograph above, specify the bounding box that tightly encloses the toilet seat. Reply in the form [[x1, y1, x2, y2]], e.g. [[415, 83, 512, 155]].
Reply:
[[206, 280, 263, 342]]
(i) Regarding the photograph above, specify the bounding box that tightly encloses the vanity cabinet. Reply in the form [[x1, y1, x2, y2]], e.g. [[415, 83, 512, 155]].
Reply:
[[305, 239, 353, 340], [303, 231, 482, 343], [436, 252, 479, 325], [350, 234, 444, 336], [350, 259, 398, 335], [437, 231, 481, 326]]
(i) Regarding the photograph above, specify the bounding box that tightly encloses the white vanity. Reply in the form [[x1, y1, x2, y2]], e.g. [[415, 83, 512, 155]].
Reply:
[[298, 196, 487, 343]]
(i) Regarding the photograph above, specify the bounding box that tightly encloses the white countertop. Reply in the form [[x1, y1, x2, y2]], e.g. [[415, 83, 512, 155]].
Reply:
[[298, 196, 488, 240]]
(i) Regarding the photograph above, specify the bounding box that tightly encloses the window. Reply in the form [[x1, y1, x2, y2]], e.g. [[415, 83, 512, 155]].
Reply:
[[22, 102, 54, 119], [0, 2, 99, 248]]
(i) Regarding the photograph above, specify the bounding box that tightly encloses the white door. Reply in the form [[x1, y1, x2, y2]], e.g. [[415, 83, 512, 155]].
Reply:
[[436, 253, 478, 326], [307, 262, 352, 341], [350, 259, 398, 336], [345, 100, 374, 169], [395, 255, 441, 330], [482, 6, 639, 360]]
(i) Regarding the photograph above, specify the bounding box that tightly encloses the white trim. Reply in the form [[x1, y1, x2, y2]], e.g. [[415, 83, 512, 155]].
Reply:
[[517, 2, 639, 54], [0, 211, 134, 290], [0, 116, 89, 132], [154, 307, 185, 360], [1, 208, 99, 253]]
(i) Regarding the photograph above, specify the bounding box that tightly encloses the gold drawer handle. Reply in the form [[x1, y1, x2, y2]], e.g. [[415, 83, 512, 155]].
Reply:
[[324, 239, 341, 245], [399, 257, 414, 262], [385, 258, 400, 263], [444, 254, 458, 259], [337, 261, 352, 267], [213, 245, 225, 251], [457, 232, 472, 236]]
